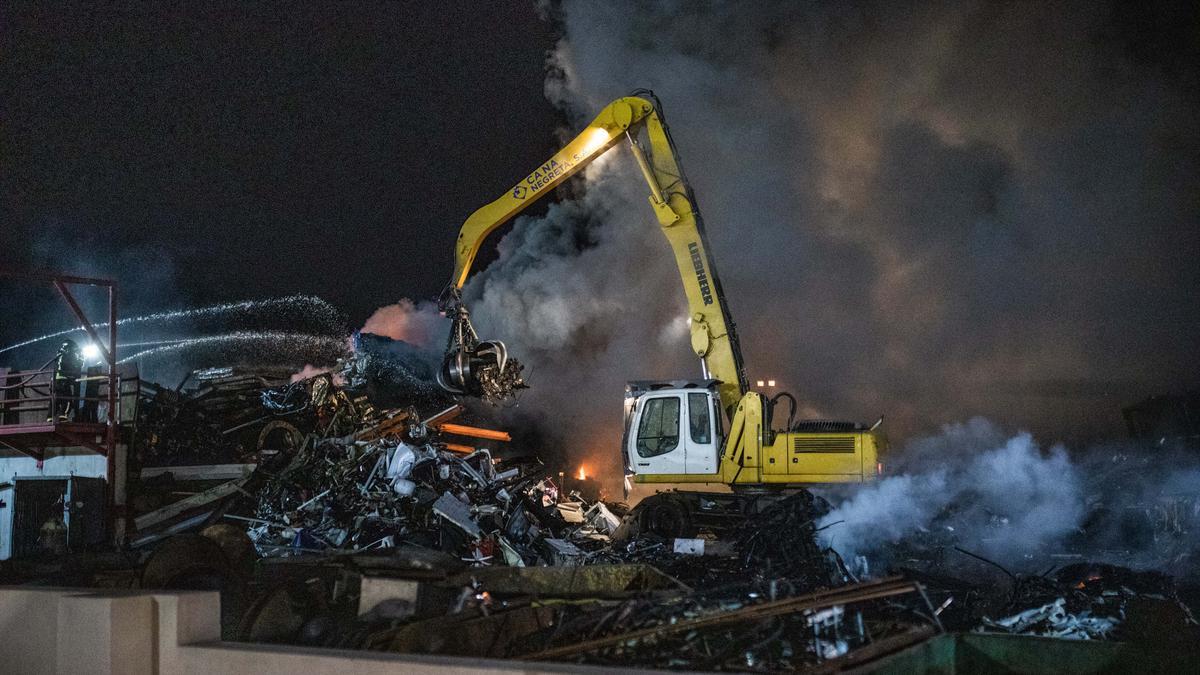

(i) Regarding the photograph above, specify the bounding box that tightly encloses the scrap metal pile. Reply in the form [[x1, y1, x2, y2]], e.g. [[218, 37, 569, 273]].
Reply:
[[119, 354, 1200, 671], [497, 576, 935, 669], [601, 492, 848, 592], [133, 367, 300, 467], [358, 574, 939, 670], [980, 563, 1181, 640], [129, 356, 618, 565], [238, 430, 598, 564], [873, 452, 1200, 648], [126, 360, 963, 669], [132, 334, 452, 469], [903, 558, 1199, 644]]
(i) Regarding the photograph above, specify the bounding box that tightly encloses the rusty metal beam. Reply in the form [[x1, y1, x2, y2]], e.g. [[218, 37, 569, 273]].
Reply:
[[437, 423, 511, 442], [525, 577, 919, 661], [55, 430, 107, 456], [0, 440, 43, 462], [52, 281, 113, 365]]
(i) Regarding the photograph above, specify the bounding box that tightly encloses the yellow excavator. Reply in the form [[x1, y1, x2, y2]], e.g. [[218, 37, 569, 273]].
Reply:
[[439, 90, 884, 536]]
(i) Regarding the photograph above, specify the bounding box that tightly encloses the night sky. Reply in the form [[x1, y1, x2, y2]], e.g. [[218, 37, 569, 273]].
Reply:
[[2, 3, 559, 333], [2, 2, 1198, 449]]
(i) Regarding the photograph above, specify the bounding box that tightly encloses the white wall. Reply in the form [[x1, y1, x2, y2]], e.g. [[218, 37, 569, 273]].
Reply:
[[0, 586, 626, 675]]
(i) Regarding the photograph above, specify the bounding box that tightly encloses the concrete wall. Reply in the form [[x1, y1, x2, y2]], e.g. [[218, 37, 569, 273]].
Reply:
[[0, 586, 636, 675]]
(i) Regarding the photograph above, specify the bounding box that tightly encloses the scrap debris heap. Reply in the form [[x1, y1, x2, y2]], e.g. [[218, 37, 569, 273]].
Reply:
[[133, 367, 300, 467], [132, 333, 450, 468], [131, 355, 619, 566], [118, 354, 1199, 671], [241, 425, 595, 565]]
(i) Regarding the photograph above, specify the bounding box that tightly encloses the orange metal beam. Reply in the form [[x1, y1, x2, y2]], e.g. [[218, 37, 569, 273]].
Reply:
[[442, 443, 476, 454], [436, 423, 511, 442]]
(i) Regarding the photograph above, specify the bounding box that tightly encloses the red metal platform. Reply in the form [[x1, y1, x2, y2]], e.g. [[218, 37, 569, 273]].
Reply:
[[0, 421, 110, 459]]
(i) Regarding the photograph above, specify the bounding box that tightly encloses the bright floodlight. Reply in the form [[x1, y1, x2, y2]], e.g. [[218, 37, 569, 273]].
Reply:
[[81, 343, 101, 362], [767, 380, 776, 387], [582, 127, 611, 154]]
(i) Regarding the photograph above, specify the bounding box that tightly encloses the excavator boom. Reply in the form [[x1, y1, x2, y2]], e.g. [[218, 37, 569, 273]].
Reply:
[[445, 92, 747, 415]]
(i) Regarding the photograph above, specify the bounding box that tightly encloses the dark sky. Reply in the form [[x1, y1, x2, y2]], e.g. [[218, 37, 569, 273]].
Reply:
[[1, 3, 560, 343]]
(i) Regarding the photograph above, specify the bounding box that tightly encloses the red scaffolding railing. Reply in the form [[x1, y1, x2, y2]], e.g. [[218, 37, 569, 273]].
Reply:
[[0, 361, 118, 455], [0, 270, 122, 543]]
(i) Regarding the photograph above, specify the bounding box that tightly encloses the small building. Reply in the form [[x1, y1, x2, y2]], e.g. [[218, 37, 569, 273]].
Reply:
[[0, 362, 139, 559]]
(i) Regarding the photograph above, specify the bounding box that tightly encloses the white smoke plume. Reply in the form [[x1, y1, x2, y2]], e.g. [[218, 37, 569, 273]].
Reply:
[[817, 417, 1200, 574], [449, 1, 1198, 484], [816, 418, 1084, 566], [465, 172, 694, 477]]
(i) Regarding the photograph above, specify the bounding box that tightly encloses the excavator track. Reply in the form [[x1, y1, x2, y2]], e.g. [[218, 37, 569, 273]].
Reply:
[[620, 488, 831, 541]]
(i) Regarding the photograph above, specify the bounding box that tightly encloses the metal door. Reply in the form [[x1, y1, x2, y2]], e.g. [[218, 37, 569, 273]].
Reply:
[[66, 476, 107, 551], [628, 394, 687, 476], [11, 479, 68, 558], [683, 392, 718, 474]]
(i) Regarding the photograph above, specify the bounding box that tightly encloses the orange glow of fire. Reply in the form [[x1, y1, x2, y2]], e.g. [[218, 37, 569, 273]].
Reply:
[[576, 466, 588, 481]]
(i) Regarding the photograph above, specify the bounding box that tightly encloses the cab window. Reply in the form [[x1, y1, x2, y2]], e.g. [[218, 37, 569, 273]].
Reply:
[[637, 396, 680, 458], [688, 393, 711, 444]]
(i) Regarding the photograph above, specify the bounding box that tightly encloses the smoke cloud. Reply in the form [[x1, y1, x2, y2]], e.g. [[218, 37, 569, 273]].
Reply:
[[816, 418, 1200, 574], [361, 298, 443, 348], [816, 418, 1084, 565], [440, 1, 1200, 481]]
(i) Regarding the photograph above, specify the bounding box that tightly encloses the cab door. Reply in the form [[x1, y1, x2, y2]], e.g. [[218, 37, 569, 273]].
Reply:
[[683, 392, 718, 474], [628, 394, 686, 476]]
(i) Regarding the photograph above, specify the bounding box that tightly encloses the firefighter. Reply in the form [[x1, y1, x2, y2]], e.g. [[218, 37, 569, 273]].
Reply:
[[52, 339, 83, 421]]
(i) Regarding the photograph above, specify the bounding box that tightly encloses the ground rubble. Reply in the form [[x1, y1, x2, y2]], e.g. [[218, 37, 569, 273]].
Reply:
[[114, 362, 1200, 670]]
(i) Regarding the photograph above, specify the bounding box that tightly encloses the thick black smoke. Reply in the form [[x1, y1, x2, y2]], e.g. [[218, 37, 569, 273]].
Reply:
[[449, 1, 1200, 482]]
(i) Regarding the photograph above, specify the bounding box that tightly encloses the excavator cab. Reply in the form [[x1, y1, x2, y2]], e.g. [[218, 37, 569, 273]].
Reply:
[[621, 380, 723, 479]]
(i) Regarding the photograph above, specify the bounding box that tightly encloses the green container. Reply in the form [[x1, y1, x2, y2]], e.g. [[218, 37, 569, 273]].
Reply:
[[870, 632, 1191, 674]]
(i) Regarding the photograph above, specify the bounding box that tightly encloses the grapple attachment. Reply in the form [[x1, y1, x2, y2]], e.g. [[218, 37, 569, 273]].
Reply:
[[438, 339, 508, 394], [437, 294, 526, 403]]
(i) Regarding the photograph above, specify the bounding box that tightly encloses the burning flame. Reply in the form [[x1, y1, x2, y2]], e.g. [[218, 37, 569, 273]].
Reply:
[[577, 466, 588, 481]]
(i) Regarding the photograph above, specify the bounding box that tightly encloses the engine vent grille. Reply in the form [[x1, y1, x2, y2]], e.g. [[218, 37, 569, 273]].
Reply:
[[791, 420, 865, 433], [793, 436, 857, 453]]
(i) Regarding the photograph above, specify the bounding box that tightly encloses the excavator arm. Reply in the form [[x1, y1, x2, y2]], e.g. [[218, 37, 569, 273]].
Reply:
[[443, 91, 749, 414]]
